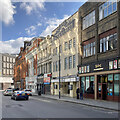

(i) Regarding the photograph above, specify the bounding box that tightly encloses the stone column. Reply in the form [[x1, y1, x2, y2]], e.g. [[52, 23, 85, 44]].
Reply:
[[94, 74, 97, 100], [117, 1, 120, 57], [95, 3, 99, 61]]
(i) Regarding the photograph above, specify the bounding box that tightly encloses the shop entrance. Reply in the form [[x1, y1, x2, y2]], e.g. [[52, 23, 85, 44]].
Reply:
[[97, 75, 107, 100]]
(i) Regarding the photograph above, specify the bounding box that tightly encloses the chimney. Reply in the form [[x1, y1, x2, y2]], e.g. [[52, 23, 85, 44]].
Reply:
[[20, 47, 23, 52]]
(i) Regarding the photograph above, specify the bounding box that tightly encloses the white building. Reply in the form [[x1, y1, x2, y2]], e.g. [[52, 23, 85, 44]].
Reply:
[[0, 53, 16, 90]]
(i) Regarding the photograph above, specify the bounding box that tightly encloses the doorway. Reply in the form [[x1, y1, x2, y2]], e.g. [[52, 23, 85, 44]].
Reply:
[[102, 84, 107, 100], [97, 75, 107, 100]]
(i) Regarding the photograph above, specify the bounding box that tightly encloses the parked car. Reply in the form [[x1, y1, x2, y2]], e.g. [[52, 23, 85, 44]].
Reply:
[[24, 89, 32, 96], [12, 88, 19, 92], [11, 91, 29, 100], [3, 89, 13, 96]]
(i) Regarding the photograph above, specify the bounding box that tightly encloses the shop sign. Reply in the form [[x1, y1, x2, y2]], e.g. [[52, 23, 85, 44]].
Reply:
[[44, 77, 50, 84], [94, 64, 103, 71]]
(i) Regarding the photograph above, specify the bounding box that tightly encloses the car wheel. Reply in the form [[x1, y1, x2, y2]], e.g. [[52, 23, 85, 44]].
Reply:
[[26, 97, 29, 100], [15, 97, 17, 101]]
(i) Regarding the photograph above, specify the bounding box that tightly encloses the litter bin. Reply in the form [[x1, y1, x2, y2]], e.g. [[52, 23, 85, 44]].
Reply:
[[38, 90, 41, 96]]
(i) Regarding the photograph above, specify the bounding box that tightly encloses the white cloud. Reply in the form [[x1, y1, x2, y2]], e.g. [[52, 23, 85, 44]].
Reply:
[[37, 23, 42, 26], [25, 25, 36, 36], [40, 15, 70, 37], [0, 0, 16, 25], [20, 0, 45, 15], [0, 37, 32, 54]]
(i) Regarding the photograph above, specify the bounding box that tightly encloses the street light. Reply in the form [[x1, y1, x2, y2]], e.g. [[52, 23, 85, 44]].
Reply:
[[51, 35, 61, 99]]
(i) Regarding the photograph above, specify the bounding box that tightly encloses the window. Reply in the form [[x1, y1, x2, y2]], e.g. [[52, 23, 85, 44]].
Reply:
[[3, 63, 6, 68], [7, 69, 9, 74], [73, 55, 76, 68], [53, 49, 55, 56], [10, 58, 12, 62], [56, 47, 58, 54], [7, 57, 9, 62], [107, 74, 113, 96], [99, 2, 117, 20], [64, 42, 68, 51], [60, 45, 62, 53], [69, 56, 72, 69], [64, 57, 67, 70], [69, 40, 72, 49], [86, 77, 89, 90], [3, 56, 6, 61], [10, 70, 12, 75], [3, 69, 6, 75], [83, 10, 95, 30], [7, 63, 9, 68], [83, 42, 95, 57], [114, 74, 119, 96], [100, 33, 117, 53], [56, 61, 58, 71], [73, 37, 76, 47]]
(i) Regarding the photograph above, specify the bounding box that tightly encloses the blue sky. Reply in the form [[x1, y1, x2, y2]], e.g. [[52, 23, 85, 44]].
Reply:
[[0, 0, 85, 54]]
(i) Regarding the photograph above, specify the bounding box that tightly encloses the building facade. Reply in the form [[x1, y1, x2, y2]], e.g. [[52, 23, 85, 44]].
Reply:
[[37, 35, 52, 95], [25, 37, 42, 93], [0, 53, 16, 90], [14, 41, 30, 89], [51, 11, 80, 98], [78, 1, 120, 101]]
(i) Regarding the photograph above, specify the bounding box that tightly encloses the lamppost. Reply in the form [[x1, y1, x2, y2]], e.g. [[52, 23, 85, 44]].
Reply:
[[52, 35, 61, 99]]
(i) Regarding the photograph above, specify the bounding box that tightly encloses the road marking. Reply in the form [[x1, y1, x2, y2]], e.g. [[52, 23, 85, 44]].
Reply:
[[31, 97, 51, 103]]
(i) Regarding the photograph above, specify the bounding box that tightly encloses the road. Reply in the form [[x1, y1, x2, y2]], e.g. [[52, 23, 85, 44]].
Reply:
[[2, 94, 119, 119]]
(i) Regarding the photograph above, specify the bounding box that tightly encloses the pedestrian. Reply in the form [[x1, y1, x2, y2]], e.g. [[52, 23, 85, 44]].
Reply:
[[79, 87, 83, 100], [76, 87, 79, 99]]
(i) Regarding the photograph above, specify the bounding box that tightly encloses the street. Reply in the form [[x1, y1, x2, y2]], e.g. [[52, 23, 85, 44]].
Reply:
[[2, 93, 119, 119]]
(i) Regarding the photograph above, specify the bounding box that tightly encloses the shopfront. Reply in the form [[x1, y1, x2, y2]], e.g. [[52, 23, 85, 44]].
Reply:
[[51, 75, 79, 98], [78, 58, 120, 101]]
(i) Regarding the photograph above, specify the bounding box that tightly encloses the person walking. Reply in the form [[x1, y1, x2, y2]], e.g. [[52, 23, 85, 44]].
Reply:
[[76, 87, 80, 99], [79, 87, 83, 100]]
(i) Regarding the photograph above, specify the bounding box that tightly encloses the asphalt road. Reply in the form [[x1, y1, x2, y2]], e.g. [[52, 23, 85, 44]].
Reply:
[[2, 94, 119, 119]]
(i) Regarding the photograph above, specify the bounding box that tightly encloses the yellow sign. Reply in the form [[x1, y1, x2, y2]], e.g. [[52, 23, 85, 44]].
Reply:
[[95, 64, 101, 68]]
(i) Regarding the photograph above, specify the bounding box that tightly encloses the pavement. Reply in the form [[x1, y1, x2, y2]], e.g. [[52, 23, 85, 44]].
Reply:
[[33, 93, 119, 111]]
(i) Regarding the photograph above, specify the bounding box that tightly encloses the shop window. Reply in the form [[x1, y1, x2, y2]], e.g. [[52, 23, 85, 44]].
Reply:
[[98, 85, 101, 98], [114, 74, 119, 96], [86, 77, 89, 90], [90, 76, 94, 91], [81, 77, 85, 93], [107, 74, 113, 96]]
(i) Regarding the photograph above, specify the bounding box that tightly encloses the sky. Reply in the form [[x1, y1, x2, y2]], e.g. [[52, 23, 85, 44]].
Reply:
[[0, 0, 85, 54]]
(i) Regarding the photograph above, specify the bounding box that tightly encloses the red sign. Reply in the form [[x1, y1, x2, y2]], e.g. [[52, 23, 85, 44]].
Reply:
[[44, 77, 50, 84]]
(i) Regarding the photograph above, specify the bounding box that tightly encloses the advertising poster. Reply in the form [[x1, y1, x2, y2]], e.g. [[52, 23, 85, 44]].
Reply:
[[114, 60, 117, 69], [118, 59, 120, 68], [44, 77, 50, 84], [109, 61, 113, 70], [79, 67, 81, 74]]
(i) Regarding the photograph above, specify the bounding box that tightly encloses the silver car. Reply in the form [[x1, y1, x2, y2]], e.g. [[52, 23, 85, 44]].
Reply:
[[3, 89, 13, 96]]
